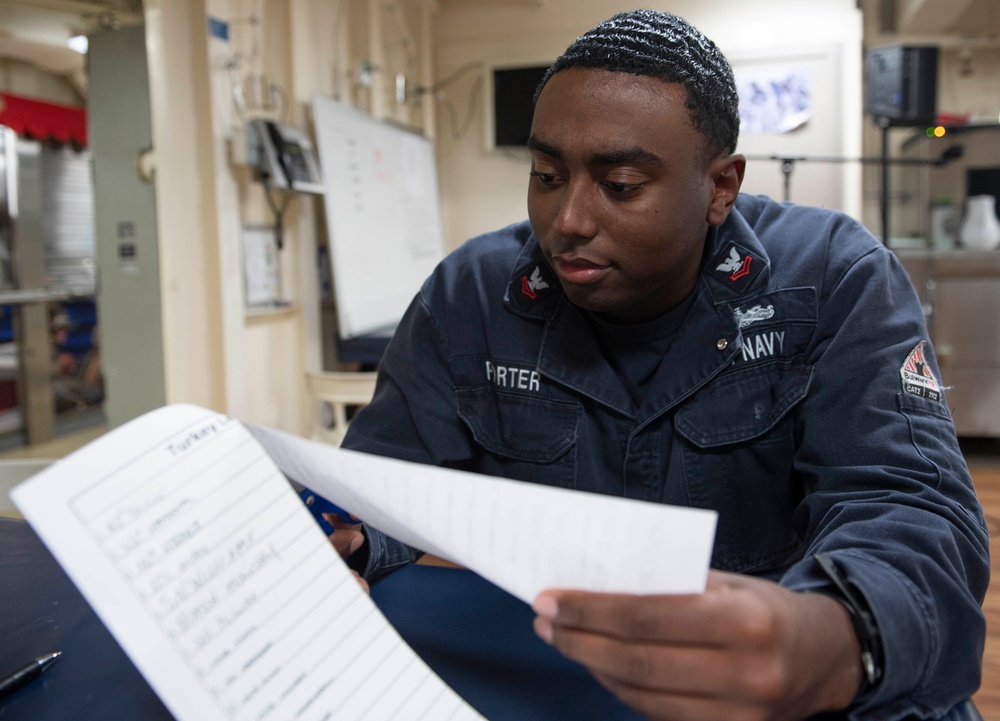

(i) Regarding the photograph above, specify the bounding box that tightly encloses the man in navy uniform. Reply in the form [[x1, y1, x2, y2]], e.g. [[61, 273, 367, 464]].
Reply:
[[335, 10, 990, 720]]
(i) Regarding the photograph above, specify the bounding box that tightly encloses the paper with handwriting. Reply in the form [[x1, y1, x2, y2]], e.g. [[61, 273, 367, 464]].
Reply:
[[11, 404, 484, 721]]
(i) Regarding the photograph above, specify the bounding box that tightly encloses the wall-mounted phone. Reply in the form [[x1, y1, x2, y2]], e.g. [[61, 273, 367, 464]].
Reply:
[[250, 119, 325, 194]]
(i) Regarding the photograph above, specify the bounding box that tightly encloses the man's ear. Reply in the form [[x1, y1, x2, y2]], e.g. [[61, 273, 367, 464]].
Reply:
[[706, 154, 746, 226]]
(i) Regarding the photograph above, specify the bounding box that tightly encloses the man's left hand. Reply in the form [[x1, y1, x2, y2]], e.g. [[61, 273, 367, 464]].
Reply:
[[532, 570, 862, 721]]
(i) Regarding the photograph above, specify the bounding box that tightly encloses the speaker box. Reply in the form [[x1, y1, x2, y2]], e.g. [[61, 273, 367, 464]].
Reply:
[[865, 45, 939, 126]]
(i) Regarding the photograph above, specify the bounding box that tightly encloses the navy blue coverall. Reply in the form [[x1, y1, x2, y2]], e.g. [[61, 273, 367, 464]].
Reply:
[[343, 193, 990, 719]]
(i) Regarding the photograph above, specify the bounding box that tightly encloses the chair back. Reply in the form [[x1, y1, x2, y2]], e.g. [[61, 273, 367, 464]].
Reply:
[[305, 371, 378, 446]]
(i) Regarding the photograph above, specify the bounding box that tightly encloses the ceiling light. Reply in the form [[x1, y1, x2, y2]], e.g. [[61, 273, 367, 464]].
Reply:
[[67, 35, 88, 54]]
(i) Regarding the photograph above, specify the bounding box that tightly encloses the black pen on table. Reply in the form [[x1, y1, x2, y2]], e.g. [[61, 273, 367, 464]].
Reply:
[[0, 652, 62, 700]]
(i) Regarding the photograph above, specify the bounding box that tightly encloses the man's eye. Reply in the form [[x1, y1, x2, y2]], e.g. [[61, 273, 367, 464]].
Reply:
[[530, 171, 558, 185], [604, 181, 645, 195]]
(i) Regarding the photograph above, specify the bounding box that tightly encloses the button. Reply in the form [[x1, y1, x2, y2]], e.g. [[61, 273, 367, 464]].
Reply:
[[305, 495, 315, 506], [716, 338, 728, 350]]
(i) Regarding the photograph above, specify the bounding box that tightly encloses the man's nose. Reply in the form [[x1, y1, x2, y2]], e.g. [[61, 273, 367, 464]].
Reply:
[[552, 179, 598, 240]]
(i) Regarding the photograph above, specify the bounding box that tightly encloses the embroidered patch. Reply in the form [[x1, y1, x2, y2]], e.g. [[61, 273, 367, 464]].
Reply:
[[521, 266, 550, 299], [486, 360, 541, 392], [900, 341, 942, 402], [734, 304, 775, 329], [716, 246, 753, 281]]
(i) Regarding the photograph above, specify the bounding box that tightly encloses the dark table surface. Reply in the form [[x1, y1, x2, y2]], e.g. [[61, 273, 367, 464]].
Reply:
[[0, 516, 640, 720]]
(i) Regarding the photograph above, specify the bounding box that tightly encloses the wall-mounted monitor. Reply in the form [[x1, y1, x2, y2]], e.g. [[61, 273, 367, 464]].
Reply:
[[485, 64, 550, 150], [865, 45, 938, 127]]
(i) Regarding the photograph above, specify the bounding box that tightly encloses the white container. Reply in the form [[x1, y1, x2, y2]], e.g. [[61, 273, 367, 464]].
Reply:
[[959, 194, 1000, 251]]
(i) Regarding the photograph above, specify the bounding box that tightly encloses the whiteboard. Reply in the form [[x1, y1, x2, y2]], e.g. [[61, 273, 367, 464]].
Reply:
[[312, 97, 446, 339]]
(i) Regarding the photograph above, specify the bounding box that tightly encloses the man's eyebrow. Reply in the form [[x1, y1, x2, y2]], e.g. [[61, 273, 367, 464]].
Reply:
[[527, 136, 561, 159], [590, 147, 663, 167], [527, 137, 662, 167]]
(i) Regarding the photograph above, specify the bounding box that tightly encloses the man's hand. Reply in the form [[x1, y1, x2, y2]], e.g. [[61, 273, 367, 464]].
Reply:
[[532, 570, 862, 721], [322, 512, 369, 593]]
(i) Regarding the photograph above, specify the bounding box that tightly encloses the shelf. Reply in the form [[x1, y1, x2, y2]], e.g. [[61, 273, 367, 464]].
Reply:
[[245, 302, 297, 321], [894, 248, 1000, 276]]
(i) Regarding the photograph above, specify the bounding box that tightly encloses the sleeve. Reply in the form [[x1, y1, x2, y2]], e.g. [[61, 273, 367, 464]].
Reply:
[[341, 286, 478, 580], [778, 241, 990, 719]]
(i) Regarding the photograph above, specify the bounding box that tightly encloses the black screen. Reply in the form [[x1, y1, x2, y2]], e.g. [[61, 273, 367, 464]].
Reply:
[[864, 45, 938, 126], [492, 66, 550, 148]]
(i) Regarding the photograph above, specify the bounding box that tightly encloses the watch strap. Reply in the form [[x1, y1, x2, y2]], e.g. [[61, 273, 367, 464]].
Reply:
[[814, 553, 884, 698]]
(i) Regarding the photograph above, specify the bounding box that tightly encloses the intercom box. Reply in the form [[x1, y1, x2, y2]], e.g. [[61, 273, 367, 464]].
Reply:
[[865, 45, 939, 127]]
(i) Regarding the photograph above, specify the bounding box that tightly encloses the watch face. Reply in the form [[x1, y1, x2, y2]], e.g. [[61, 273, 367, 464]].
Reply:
[[862, 650, 878, 686]]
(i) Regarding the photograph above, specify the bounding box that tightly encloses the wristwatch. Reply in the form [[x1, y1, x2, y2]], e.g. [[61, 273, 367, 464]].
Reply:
[[814, 553, 884, 698]]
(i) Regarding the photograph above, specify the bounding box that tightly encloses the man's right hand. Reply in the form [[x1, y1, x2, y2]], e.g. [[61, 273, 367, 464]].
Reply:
[[323, 512, 369, 593]]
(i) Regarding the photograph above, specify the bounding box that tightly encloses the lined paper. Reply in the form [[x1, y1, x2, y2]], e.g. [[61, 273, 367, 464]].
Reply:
[[250, 424, 717, 603], [11, 404, 483, 721]]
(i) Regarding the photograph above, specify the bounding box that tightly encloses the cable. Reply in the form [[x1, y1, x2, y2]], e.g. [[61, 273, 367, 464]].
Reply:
[[413, 62, 485, 141], [262, 182, 293, 251], [437, 72, 484, 141], [415, 61, 484, 96], [271, 83, 290, 123]]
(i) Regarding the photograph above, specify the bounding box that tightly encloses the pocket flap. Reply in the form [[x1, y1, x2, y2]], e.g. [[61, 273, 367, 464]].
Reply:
[[456, 387, 578, 462], [675, 362, 813, 448]]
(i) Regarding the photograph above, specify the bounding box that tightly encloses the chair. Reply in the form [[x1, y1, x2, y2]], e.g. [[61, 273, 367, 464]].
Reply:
[[305, 370, 378, 446]]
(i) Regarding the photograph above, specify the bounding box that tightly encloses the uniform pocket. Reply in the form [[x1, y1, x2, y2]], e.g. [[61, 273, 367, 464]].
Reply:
[[456, 387, 579, 487], [674, 361, 813, 574], [675, 362, 813, 447]]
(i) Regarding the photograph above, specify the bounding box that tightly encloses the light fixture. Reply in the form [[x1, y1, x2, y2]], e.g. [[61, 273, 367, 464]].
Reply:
[[66, 35, 88, 54]]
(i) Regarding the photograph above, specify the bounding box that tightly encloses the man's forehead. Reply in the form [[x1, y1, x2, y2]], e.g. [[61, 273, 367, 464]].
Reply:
[[531, 70, 700, 160], [537, 67, 688, 102]]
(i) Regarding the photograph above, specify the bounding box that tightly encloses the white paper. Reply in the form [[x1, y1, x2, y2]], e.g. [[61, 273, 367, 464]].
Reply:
[[249, 424, 717, 603], [11, 404, 484, 721]]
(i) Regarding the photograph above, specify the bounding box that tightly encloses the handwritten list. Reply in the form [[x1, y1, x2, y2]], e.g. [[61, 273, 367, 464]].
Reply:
[[12, 405, 483, 721]]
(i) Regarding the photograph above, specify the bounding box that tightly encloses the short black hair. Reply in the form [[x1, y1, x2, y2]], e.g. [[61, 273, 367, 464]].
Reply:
[[535, 9, 740, 157]]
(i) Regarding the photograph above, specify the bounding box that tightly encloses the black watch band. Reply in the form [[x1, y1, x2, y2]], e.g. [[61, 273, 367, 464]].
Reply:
[[814, 553, 884, 697]]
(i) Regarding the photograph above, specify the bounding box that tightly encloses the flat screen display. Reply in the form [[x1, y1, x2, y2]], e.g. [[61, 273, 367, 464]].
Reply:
[[492, 65, 549, 148]]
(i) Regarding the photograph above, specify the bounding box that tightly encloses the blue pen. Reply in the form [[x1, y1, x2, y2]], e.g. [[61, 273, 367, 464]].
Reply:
[[299, 488, 356, 535]]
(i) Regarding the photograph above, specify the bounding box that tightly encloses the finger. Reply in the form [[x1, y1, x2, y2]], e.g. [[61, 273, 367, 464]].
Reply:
[[351, 569, 370, 595], [534, 572, 775, 646], [534, 590, 733, 646], [533, 617, 769, 698], [330, 527, 365, 559]]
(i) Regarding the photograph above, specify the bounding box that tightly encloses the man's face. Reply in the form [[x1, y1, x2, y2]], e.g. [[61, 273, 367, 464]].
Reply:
[[527, 68, 742, 324]]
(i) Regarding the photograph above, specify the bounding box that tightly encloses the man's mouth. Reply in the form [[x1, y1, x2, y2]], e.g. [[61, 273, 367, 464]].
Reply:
[[551, 256, 611, 285]]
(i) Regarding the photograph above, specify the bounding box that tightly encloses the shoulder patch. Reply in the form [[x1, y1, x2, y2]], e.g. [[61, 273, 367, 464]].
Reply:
[[521, 265, 550, 299], [900, 341, 942, 402], [706, 243, 765, 295]]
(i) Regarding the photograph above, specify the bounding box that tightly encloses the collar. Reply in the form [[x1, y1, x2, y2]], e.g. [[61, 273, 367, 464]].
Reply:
[[700, 210, 772, 304], [503, 207, 773, 319], [503, 238, 562, 321]]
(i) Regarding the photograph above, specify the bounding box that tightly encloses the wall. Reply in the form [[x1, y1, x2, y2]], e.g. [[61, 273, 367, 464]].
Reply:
[[140, 0, 436, 436], [430, 0, 864, 251], [143, 0, 226, 424], [141, 0, 310, 433], [0, 59, 82, 107]]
